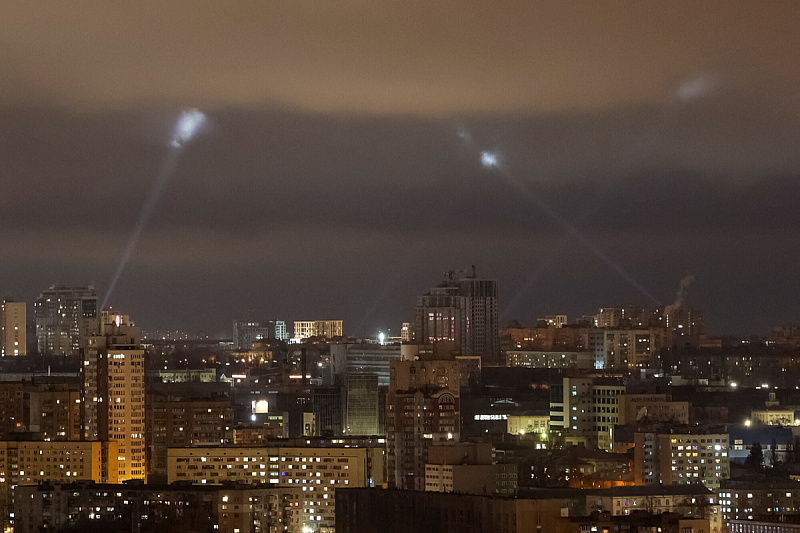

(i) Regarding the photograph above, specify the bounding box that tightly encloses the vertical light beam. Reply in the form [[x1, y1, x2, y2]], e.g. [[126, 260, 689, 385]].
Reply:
[[459, 127, 659, 305], [102, 109, 206, 309]]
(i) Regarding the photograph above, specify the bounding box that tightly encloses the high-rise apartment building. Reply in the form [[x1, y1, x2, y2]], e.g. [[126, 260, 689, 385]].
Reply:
[[1, 300, 26, 356], [26, 382, 83, 440], [147, 398, 234, 480], [594, 306, 662, 328], [663, 306, 705, 345], [413, 268, 498, 360], [82, 311, 146, 481], [35, 285, 97, 356], [589, 327, 666, 369], [0, 382, 25, 438], [0, 381, 82, 440], [386, 359, 460, 490]]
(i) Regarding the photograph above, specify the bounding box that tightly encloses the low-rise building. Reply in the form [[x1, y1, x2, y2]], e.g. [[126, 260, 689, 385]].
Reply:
[[506, 414, 550, 437], [633, 427, 729, 490], [506, 350, 595, 370], [718, 480, 800, 523], [336, 489, 567, 533], [729, 425, 794, 466], [424, 442, 517, 496], [619, 394, 689, 425], [0, 440, 116, 531], [521, 484, 722, 532], [565, 512, 711, 533], [750, 409, 796, 427], [729, 520, 800, 533], [168, 444, 383, 532], [424, 463, 517, 496], [13, 480, 304, 533]]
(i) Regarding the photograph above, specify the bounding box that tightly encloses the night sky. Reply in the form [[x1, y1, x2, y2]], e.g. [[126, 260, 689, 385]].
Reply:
[[2, 2, 799, 336]]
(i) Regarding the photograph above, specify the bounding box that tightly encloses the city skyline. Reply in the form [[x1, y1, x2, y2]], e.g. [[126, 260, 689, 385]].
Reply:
[[0, 268, 790, 339], [5, 4, 800, 533]]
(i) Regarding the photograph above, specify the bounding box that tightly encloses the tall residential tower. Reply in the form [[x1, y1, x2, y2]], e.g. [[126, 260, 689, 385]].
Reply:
[[413, 268, 498, 360], [82, 310, 146, 481], [1, 300, 26, 356], [35, 285, 97, 356]]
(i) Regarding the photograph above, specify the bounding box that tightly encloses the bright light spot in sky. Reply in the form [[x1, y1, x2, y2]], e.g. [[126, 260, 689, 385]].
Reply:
[[481, 151, 499, 168], [677, 74, 715, 102], [171, 108, 206, 147]]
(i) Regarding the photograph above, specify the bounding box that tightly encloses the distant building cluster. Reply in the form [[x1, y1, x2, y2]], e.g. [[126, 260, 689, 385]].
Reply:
[[0, 270, 799, 532]]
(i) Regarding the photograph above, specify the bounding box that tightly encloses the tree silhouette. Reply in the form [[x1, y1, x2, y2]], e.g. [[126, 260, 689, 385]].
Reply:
[[746, 441, 764, 470]]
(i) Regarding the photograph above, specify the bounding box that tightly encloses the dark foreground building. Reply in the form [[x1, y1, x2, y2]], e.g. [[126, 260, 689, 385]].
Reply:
[[336, 487, 716, 533], [335, 488, 564, 533], [13, 480, 302, 533]]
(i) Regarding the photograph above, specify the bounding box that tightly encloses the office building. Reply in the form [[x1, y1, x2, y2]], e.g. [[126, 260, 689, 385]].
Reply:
[[330, 343, 403, 386], [293, 320, 344, 340], [312, 387, 343, 437], [549, 376, 625, 451], [1, 300, 26, 356], [82, 310, 146, 481], [34, 285, 97, 356], [413, 268, 498, 360], [341, 374, 380, 436]]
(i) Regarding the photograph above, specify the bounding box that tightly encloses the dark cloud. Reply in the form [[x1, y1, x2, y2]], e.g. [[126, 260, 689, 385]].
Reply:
[[2, 91, 800, 335]]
